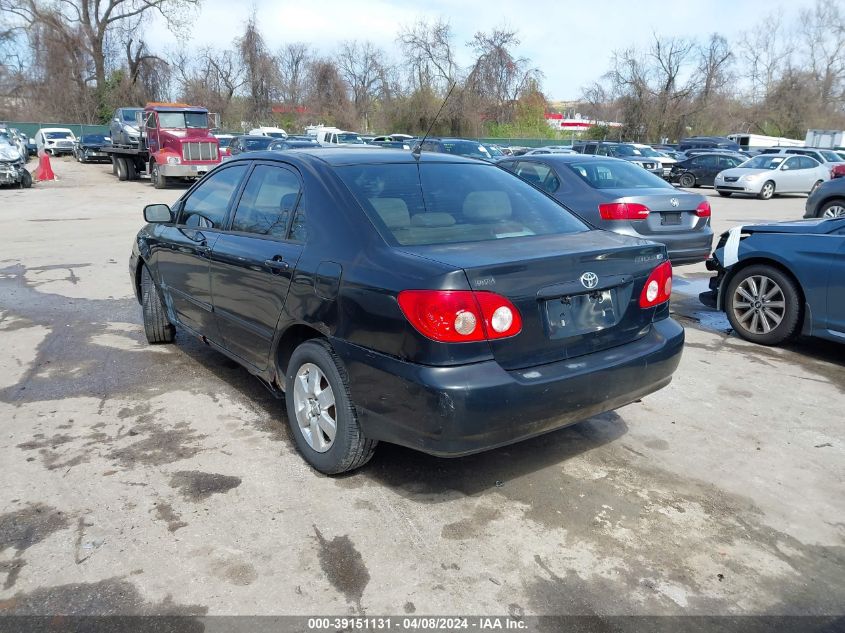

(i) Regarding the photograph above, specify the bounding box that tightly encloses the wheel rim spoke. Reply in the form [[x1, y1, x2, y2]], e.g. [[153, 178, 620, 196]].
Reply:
[[750, 312, 760, 333], [317, 387, 335, 411], [737, 287, 756, 303], [763, 307, 782, 326], [738, 308, 755, 323], [318, 411, 337, 442]]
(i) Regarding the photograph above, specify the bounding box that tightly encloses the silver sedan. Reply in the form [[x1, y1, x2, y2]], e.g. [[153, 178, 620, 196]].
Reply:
[[714, 154, 830, 200]]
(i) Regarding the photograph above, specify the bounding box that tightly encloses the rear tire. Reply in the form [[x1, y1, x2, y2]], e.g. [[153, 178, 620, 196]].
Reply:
[[725, 264, 801, 346], [141, 265, 175, 344], [679, 173, 696, 188], [126, 158, 138, 181], [111, 156, 118, 176], [758, 180, 775, 200], [116, 157, 128, 181], [285, 340, 377, 474], [718, 191, 732, 197]]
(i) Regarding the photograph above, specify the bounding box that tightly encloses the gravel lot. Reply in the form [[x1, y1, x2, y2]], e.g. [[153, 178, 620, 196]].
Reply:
[[0, 157, 842, 623]]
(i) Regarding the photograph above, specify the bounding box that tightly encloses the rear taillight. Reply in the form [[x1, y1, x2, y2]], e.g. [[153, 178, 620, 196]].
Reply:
[[639, 261, 673, 308], [695, 200, 711, 217], [397, 290, 522, 343], [599, 202, 650, 220]]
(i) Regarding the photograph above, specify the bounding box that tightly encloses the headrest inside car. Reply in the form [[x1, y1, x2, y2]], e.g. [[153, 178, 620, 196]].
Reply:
[[463, 191, 512, 222], [411, 213, 456, 227], [371, 198, 411, 228]]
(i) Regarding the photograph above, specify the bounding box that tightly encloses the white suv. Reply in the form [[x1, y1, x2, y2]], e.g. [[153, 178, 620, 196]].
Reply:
[[36, 128, 77, 156]]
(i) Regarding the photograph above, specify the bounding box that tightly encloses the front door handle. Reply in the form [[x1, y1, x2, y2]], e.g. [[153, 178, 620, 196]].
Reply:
[[264, 256, 289, 273]]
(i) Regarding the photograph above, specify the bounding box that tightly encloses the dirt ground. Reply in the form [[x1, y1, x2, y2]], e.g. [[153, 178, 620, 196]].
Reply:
[[0, 157, 842, 624]]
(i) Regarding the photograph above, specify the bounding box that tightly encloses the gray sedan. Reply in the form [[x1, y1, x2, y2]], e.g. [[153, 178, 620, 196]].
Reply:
[[714, 154, 829, 200], [499, 154, 713, 265]]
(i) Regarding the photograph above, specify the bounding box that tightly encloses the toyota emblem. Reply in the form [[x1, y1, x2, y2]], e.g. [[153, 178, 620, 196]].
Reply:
[[670, 197, 680, 207], [580, 272, 598, 289]]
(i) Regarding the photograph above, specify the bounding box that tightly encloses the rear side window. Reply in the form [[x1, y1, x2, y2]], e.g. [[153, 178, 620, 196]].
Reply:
[[511, 161, 562, 194], [231, 165, 301, 239], [337, 163, 587, 246], [179, 165, 247, 229]]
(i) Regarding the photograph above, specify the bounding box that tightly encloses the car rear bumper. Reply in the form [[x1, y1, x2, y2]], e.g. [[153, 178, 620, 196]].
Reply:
[[333, 318, 684, 457], [615, 227, 713, 266]]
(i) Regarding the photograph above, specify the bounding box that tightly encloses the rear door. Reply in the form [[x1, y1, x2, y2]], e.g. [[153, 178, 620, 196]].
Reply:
[[778, 156, 804, 192], [209, 162, 305, 370]]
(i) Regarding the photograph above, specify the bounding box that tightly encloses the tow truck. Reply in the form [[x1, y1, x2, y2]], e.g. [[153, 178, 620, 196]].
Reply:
[[103, 102, 221, 188]]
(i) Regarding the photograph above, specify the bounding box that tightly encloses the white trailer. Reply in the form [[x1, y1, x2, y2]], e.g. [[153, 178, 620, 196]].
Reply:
[[727, 133, 803, 150], [804, 129, 845, 149]]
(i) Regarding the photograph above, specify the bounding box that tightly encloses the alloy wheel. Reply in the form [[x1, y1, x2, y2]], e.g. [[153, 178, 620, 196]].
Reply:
[[822, 204, 845, 218], [292, 363, 337, 453], [732, 275, 785, 335], [761, 182, 774, 199]]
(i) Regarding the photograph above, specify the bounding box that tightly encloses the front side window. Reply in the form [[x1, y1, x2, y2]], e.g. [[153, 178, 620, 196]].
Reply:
[[739, 155, 786, 170], [565, 160, 673, 190], [231, 165, 301, 239], [337, 163, 587, 247], [179, 165, 247, 229]]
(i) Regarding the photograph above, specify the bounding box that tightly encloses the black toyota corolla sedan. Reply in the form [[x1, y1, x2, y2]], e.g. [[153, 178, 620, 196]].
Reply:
[[130, 149, 684, 474]]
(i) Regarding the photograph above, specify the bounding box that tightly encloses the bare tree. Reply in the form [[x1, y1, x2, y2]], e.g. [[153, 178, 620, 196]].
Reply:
[[306, 57, 353, 129], [336, 40, 388, 131], [277, 42, 310, 106], [465, 28, 542, 125], [398, 18, 456, 93], [235, 13, 279, 124], [0, 0, 198, 115]]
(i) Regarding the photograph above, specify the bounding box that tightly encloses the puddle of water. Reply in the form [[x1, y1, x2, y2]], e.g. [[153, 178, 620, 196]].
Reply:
[[692, 310, 732, 333], [672, 276, 712, 298]]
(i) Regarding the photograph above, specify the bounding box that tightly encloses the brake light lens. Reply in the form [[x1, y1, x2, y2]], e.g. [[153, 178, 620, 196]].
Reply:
[[599, 202, 650, 220], [639, 261, 673, 308], [695, 200, 711, 217], [397, 290, 522, 343]]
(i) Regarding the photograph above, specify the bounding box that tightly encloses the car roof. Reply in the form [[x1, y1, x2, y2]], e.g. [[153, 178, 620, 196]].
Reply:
[[237, 135, 276, 140], [500, 154, 625, 164], [227, 147, 487, 167], [39, 127, 73, 132]]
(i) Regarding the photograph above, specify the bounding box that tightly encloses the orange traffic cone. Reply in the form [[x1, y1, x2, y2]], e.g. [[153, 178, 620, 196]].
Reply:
[[33, 149, 55, 181]]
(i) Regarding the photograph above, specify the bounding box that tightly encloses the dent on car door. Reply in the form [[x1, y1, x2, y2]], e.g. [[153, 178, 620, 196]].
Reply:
[[154, 164, 248, 339], [209, 163, 305, 370]]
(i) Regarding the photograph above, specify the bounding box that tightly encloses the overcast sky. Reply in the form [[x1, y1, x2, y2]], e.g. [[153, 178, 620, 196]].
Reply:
[[145, 0, 817, 101]]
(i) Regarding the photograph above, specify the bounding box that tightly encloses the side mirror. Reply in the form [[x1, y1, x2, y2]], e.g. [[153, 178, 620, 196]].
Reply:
[[780, 164, 789, 171], [144, 203, 172, 223]]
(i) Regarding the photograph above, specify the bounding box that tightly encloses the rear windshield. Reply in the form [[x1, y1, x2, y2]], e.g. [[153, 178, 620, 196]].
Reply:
[[441, 141, 492, 160], [81, 134, 108, 143], [242, 137, 274, 151], [337, 163, 588, 246], [565, 160, 673, 190]]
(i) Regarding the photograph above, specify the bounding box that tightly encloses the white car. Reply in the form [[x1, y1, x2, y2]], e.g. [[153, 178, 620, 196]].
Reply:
[[714, 154, 830, 200], [633, 143, 676, 178], [248, 126, 287, 139], [36, 127, 77, 156]]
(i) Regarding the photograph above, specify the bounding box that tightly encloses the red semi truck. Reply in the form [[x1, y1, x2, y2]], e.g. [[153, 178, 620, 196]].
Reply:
[[104, 102, 221, 188]]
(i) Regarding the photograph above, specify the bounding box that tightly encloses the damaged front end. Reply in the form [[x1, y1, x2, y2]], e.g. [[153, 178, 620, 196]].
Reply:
[[0, 146, 32, 188]]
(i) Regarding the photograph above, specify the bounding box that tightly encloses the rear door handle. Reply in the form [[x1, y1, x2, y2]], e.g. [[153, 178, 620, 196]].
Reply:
[[264, 257, 289, 273]]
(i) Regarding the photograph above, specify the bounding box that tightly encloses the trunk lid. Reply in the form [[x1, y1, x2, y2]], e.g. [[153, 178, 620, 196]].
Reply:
[[604, 188, 708, 236], [400, 231, 668, 370]]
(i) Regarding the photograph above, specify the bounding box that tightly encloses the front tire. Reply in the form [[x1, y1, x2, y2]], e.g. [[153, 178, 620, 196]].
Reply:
[[19, 170, 32, 189], [141, 266, 175, 344], [718, 191, 732, 197], [725, 264, 801, 346], [285, 340, 376, 474], [151, 162, 168, 189], [819, 198, 845, 218], [679, 173, 696, 188], [758, 180, 775, 200]]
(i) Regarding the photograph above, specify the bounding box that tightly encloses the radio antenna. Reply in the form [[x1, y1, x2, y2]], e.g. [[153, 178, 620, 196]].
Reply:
[[413, 82, 456, 159]]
